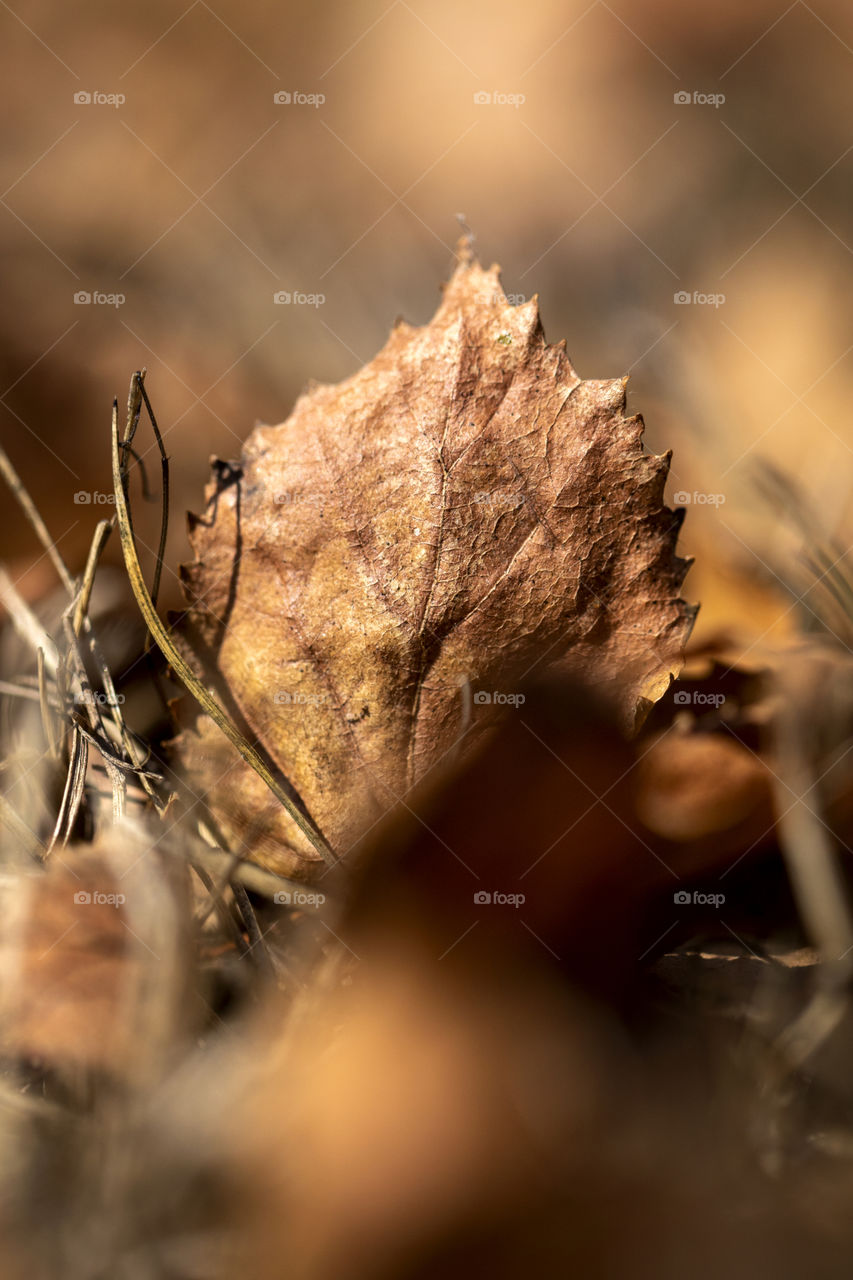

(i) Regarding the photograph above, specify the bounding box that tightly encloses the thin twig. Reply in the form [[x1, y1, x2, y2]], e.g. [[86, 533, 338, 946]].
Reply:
[[0, 444, 74, 594]]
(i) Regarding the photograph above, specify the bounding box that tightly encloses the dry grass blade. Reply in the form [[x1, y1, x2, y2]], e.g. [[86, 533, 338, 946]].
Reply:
[[120, 371, 169, 639], [60, 610, 126, 824], [73, 511, 165, 814], [0, 434, 167, 835], [137, 375, 169, 619], [46, 723, 88, 855], [72, 519, 111, 637], [0, 444, 74, 595], [110, 390, 338, 868], [753, 462, 853, 643], [767, 641, 853, 1071], [67, 714, 160, 777], [0, 680, 51, 703]]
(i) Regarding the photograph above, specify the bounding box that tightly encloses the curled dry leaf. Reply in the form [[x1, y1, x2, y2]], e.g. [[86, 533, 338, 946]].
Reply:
[[174, 245, 694, 877]]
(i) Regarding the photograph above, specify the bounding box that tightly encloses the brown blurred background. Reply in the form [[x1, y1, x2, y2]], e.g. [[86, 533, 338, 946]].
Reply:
[[2, 0, 851, 647]]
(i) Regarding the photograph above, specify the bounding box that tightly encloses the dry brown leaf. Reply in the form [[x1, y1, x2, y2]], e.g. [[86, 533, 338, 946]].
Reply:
[[174, 244, 694, 876]]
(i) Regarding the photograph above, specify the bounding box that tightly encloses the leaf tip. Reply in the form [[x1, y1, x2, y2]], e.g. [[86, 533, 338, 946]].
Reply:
[[454, 229, 476, 267]]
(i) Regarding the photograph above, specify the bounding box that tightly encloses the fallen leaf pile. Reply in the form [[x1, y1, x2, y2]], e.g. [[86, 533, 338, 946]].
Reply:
[[175, 244, 694, 876]]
